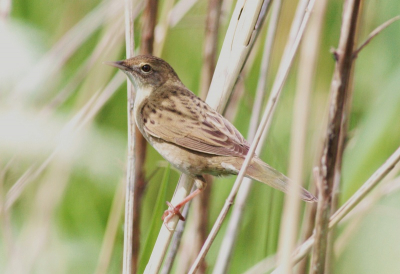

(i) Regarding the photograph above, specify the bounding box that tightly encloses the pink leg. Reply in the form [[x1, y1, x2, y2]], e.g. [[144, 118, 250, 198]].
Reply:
[[162, 176, 206, 226]]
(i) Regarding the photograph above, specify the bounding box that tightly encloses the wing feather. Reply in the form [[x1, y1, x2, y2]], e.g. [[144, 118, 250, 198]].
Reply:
[[141, 85, 249, 157]]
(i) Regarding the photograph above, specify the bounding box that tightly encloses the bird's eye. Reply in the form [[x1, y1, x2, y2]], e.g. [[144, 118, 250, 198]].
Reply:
[[141, 64, 151, 73]]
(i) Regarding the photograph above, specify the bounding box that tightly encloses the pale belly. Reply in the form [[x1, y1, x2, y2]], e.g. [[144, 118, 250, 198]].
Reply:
[[148, 136, 241, 177]]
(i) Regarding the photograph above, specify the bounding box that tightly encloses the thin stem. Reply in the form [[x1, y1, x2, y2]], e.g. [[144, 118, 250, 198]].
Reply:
[[353, 15, 400, 57], [122, 0, 136, 272], [310, 0, 361, 272]]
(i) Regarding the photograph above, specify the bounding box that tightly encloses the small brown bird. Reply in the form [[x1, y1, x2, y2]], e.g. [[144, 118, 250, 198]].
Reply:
[[107, 55, 317, 224]]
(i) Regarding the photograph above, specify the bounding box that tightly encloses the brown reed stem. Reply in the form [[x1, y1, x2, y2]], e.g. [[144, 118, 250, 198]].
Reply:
[[310, 0, 361, 273], [131, 1, 158, 273]]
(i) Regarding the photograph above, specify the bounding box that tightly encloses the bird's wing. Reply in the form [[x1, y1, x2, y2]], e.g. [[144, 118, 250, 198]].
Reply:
[[141, 86, 250, 157]]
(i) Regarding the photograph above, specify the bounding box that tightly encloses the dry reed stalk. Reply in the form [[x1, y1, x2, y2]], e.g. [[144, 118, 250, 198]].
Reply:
[[213, 1, 281, 272], [278, 0, 328, 272], [122, 0, 136, 272], [310, 0, 361, 273]]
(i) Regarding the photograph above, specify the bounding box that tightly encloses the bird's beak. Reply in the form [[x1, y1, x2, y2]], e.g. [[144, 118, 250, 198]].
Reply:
[[104, 60, 130, 71]]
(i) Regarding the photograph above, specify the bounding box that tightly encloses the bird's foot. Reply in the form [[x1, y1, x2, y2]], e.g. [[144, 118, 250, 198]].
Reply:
[[162, 201, 185, 230]]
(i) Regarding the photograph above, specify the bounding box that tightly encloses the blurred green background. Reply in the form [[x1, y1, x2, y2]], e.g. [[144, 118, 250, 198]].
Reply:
[[1, 0, 400, 273]]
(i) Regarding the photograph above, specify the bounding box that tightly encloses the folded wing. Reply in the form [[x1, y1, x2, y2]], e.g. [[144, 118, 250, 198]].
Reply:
[[141, 86, 250, 158]]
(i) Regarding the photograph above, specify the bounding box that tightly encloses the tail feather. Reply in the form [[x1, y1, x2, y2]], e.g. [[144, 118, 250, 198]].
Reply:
[[242, 157, 317, 202]]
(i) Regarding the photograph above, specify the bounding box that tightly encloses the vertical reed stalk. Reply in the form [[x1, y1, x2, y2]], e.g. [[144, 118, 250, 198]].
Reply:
[[310, 0, 361, 273], [122, 0, 136, 272], [131, 1, 158, 272], [213, 1, 281, 272]]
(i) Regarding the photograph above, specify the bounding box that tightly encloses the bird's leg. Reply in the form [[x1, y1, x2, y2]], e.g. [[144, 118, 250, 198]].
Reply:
[[162, 176, 206, 226]]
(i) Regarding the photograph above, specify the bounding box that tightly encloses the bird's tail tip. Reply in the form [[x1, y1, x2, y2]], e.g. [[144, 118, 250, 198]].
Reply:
[[245, 157, 318, 203]]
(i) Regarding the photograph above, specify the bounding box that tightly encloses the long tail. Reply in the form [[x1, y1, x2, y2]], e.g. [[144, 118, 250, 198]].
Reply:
[[239, 157, 317, 202]]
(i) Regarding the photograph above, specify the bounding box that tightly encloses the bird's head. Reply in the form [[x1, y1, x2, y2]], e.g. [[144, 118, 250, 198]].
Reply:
[[106, 55, 181, 90]]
